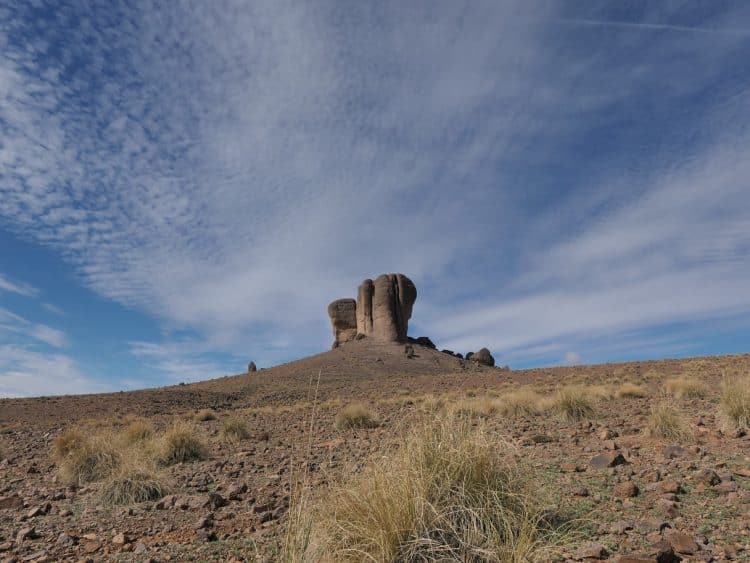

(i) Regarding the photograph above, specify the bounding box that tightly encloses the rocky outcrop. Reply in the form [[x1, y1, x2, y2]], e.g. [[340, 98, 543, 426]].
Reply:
[[328, 273, 417, 348], [247, 361, 257, 373], [468, 347, 495, 367], [327, 298, 358, 348]]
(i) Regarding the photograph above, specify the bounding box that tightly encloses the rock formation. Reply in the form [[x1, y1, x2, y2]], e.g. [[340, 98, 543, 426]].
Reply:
[[468, 347, 495, 367], [328, 273, 417, 348], [247, 361, 257, 373], [327, 298, 358, 347]]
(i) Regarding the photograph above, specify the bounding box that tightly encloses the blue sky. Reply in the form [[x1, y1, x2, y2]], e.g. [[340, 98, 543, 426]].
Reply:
[[1, 1, 750, 397]]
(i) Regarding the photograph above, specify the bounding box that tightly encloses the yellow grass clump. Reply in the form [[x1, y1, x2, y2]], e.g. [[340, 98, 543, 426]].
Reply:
[[99, 459, 168, 505], [122, 417, 155, 444], [452, 396, 499, 418], [53, 431, 122, 486], [720, 375, 750, 432], [645, 403, 692, 442], [302, 414, 567, 561], [664, 376, 707, 400], [195, 409, 218, 421], [221, 416, 250, 443], [497, 389, 543, 417], [334, 403, 378, 430], [155, 421, 209, 465], [615, 382, 648, 399], [549, 386, 597, 421]]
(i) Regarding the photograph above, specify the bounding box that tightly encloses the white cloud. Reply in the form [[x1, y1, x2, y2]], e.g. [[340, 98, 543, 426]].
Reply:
[[0, 1, 749, 378], [0, 345, 106, 398], [0, 273, 37, 297], [0, 307, 67, 348]]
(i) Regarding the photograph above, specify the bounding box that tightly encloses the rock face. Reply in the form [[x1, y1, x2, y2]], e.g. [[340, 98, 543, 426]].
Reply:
[[327, 298, 358, 347], [247, 361, 257, 373], [469, 347, 495, 367], [328, 274, 417, 348]]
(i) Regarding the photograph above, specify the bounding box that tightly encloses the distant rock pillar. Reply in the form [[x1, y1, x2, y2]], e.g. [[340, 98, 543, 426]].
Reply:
[[358, 273, 416, 343], [327, 298, 358, 348]]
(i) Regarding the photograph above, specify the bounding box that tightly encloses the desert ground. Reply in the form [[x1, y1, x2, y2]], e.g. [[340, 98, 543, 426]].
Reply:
[[1, 340, 750, 562]]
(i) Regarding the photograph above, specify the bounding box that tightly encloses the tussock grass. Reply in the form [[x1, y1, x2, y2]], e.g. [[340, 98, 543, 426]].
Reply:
[[307, 414, 567, 561], [497, 389, 543, 418], [452, 396, 499, 418], [100, 460, 168, 505], [664, 376, 707, 400], [549, 386, 597, 422], [720, 375, 750, 432], [155, 421, 208, 465], [334, 403, 378, 430], [122, 418, 155, 444], [420, 394, 447, 413], [221, 416, 250, 443], [0, 439, 6, 461], [195, 409, 217, 421], [645, 403, 692, 442], [54, 432, 122, 486], [615, 382, 648, 399]]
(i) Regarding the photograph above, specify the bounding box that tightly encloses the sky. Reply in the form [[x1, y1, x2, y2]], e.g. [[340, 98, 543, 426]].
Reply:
[[1, 1, 750, 397]]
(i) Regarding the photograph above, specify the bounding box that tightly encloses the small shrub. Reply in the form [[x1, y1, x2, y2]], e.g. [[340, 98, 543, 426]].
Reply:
[[195, 409, 217, 422], [100, 461, 168, 505], [155, 421, 208, 465], [420, 394, 446, 413], [550, 386, 596, 421], [664, 377, 707, 399], [221, 417, 250, 443], [616, 382, 648, 399], [307, 414, 566, 561], [720, 376, 750, 432], [122, 418, 155, 444], [497, 389, 543, 417], [52, 428, 87, 459], [55, 433, 121, 486], [335, 403, 378, 430], [645, 403, 692, 441]]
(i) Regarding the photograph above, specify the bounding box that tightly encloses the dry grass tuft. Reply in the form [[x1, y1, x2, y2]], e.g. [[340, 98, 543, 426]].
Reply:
[[615, 382, 648, 399], [549, 386, 597, 421], [720, 375, 750, 432], [221, 416, 250, 443], [122, 418, 155, 444], [664, 376, 707, 400], [452, 396, 499, 418], [0, 439, 6, 461], [496, 389, 544, 418], [195, 409, 217, 421], [155, 421, 208, 465], [54, 432, 122, 486], [306, 414, 567, 561], [645, 403, 692, 442], [100, 460, 168, 505], [334, 403, 378, 430]]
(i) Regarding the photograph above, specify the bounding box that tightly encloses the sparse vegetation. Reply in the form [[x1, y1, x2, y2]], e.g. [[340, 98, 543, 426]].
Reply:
[[122, 417, 155, 444], [615, 382, 648, 398], [0, 439, 6, 461], [664, 376, 707, 399], [719, 375, 750, 432], [452, 396, 499, 418], [497, 389, 543, 417], [195, 409, 218, 421], [100, 460, 168, 505], [306, 414, 567, 561], [156, 421, 209, 465], [549, 386, 597, 421], [54, 432, 122, 486], [645, 403, 692, 441], [221, 416, 250, 442], [334, 403, 378, 430]]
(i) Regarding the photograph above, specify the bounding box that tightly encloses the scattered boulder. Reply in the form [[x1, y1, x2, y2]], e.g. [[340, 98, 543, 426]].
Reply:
[[409, 336, 435, 349], [468, 347, 495, 367], [589, 452, 627, 469], [247, 361, 257, 373]]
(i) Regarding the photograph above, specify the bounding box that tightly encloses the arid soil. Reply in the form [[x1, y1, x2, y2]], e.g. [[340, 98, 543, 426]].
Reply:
[[1, 341, 749, 562]]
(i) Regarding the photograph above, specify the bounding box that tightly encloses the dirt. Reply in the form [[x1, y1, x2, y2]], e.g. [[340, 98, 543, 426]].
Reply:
[[1, 341, 749, 562]]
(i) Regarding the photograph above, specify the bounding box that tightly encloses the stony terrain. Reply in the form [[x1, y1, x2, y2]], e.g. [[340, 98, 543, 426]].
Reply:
[[1, 342, 749, 562]]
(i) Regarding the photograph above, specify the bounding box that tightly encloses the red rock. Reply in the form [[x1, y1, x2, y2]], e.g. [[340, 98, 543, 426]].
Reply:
[[574, 542, 608, 559], [614, 481, 639, 498], [665, 530, 698, 554], [589, 452, 627, 469], [0, 495, 23, 510]]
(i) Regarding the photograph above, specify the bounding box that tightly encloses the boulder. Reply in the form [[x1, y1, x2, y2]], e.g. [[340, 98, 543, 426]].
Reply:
[[364, 274, 416, 343], [327, 298, 358, 347], [247, 361, 257, 373], [468, 347, 495, 367], [409, 336, 436, 349]]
